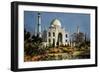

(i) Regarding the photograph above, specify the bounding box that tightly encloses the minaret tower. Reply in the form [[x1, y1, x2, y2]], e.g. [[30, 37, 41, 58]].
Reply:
[[37, 12, 41, 37], [77, 25, 80, 34]]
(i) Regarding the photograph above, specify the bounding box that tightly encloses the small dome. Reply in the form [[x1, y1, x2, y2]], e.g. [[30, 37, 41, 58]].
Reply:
[[51, 19, 61, 27]]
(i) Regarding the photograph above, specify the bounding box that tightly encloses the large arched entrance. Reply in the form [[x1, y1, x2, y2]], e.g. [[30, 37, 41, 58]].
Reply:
[[57, 33, 63, 46]]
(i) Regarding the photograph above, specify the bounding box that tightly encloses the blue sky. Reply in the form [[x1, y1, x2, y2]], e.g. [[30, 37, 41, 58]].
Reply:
[[24, 11, 90, 38]]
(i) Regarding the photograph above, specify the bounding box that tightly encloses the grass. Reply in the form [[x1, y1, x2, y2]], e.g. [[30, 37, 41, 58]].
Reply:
[[24, 46, 90, 62]]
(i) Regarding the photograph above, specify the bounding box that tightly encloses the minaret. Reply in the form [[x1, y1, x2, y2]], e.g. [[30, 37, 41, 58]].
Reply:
[[77, 25, 80, 34], [84, 32, 87, 42], [34, 26, 37, 36], [69, 27, 72, 47], [37, 12, 41, 37]]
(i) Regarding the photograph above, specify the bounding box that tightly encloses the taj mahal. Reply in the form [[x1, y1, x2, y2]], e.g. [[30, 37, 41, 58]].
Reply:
[[42, 18, 69, 47], [34, 13, 70, 47]]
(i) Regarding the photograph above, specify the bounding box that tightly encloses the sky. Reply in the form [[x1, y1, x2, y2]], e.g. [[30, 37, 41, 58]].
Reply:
[[24, 11, 90, 38]]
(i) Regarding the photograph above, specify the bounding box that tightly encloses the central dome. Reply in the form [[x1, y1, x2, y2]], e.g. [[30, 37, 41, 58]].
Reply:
[[51, 19, 61, 27]]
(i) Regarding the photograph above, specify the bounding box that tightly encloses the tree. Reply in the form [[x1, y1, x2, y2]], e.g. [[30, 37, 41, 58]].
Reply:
[[24, 28, 31, 41], [72, 32, 85, 47], [32, 35, 42, 48], [24, 28, 33, 56], [31, 35, 46, 55]]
